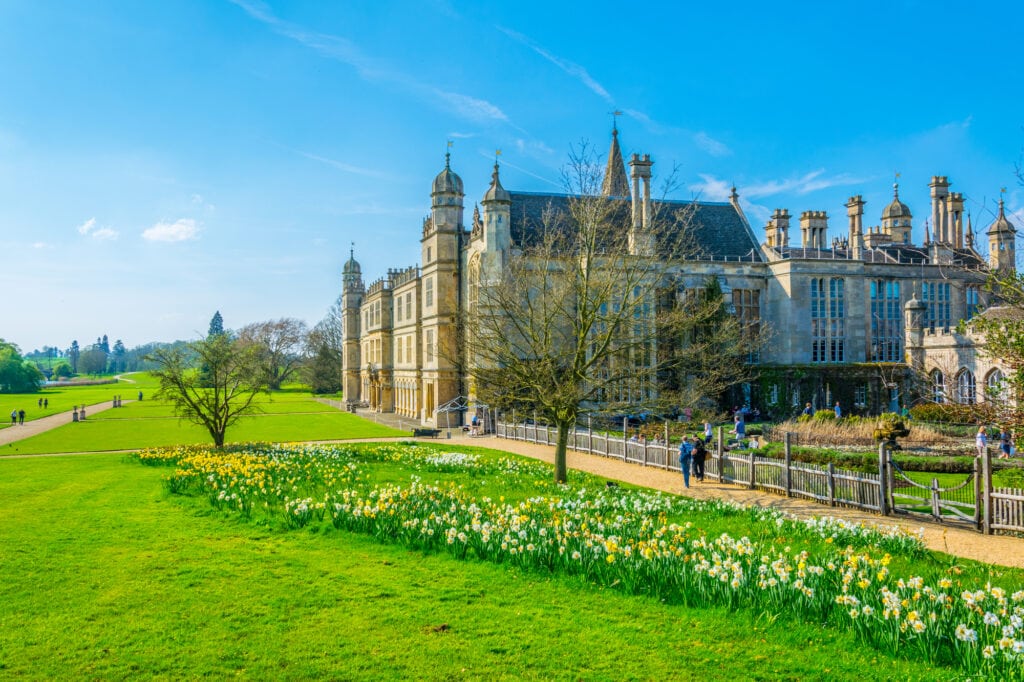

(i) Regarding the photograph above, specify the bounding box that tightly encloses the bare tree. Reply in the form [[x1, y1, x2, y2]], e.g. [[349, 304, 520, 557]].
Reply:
[[237, 318, 308, 390], [302, 297, 343, 394], [466, 143, 763, 482], [147, 334, 267, 447]]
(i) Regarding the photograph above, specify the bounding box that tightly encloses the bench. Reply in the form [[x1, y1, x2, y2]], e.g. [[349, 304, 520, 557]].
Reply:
[[412, 428, 442, 438]]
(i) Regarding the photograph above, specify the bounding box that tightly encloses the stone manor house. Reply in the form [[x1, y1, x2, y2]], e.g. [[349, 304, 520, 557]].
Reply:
[[341, 128, 1017, 426]]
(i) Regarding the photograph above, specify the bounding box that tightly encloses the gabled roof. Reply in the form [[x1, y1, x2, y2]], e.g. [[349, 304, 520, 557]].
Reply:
[[507, 192, 761, 261]]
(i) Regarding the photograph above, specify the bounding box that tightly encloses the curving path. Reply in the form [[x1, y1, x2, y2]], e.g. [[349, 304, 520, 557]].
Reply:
[[0, 401, 122, 446]]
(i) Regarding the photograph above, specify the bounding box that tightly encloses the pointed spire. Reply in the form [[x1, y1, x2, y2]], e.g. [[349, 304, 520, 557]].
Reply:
[[601, 126, 631, 198], [965, 212, 975, 248], [923, 218, 931, 244], [482, 158, 511, 203]]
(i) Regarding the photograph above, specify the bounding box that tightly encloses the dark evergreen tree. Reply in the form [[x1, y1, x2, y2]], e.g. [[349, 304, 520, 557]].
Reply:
[[68, 340, 80, 373], [208, 311, 225, 338]]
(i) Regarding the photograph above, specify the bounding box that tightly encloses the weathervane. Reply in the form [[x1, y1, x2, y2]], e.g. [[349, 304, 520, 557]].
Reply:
[[610, 109, 622, 132]]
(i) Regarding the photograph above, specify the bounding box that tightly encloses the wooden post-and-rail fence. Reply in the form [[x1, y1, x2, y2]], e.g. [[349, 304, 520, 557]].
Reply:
[[493, 419, 1024, 535]]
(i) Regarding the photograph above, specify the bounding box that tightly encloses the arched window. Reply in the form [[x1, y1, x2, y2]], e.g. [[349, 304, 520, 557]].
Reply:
[[467, 256, 480, 309], [931, 370, 945, 403], [986, 369, 1006, 403], [956, 369, 976, 405]]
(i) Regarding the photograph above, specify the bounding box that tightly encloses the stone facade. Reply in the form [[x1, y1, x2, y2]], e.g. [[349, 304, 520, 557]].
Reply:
[[341, 130, 1017, 425]]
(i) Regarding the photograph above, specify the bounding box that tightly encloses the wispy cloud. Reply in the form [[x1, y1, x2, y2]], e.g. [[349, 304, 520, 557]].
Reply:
[[723, 170, 865, 199], [77, 217, 119, 240], [143, 218, 200, 242], [693, 131, 731, 157], [231, 0, 509, 124], [296, 150, 389, 178], [689, 175, 733, 201], [498, 26, 612, 103], [32, 241, 50, 249], [478, 150, 561, 189]]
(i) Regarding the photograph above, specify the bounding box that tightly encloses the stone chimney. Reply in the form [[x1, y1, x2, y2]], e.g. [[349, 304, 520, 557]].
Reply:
[[845, 195, 865, 259], [947, 191, 964, 248], [800, 210, 828, 249], [765, 208, 790, 249], [929, 176, 950, 243], [628, 153, 654, 255]]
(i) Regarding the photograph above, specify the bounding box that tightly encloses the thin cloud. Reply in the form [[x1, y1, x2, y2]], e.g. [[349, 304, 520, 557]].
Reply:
[[693, 131, 732, 157], [143, 218, 200, 242], [742, 170, 865, 198], [689, 174, 733, 201], [77, 217, 119, 240], [478, 151, 561, 189], [32, 242, 50, 249], [231, 0, 509, 124], [498, 26, 612, 103], [297, 150, 389, 179]]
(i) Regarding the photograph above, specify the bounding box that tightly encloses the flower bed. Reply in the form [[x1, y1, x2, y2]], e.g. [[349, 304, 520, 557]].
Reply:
[[135, 443, 1023, 678]]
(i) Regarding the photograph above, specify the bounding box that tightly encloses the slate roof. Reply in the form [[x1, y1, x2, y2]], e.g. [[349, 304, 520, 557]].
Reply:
[[507, 192, 762, 261]]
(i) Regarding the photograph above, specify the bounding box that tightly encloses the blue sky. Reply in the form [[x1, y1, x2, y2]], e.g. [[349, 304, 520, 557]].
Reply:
[[2, 0, 1022, 353]]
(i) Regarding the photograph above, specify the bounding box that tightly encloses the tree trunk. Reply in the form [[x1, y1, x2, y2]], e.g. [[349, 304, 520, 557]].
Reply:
[[212, 427, 226, 449], [554, 421, 570, 483]]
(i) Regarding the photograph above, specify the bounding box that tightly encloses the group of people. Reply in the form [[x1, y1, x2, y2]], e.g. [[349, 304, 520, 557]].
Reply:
[[677, 421, 715, 488], [9, 409, 26, 425], [975, 425, 1017, 460]]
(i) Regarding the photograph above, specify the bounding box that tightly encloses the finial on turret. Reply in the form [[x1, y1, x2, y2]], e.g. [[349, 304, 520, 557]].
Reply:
[[610, 109, 622, 134], [445, 140, 453, 169], [350, 241, 355, 260]]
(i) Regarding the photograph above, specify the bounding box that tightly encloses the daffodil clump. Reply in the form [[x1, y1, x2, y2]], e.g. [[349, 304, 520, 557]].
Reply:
[[135, 443, 1022, 678]]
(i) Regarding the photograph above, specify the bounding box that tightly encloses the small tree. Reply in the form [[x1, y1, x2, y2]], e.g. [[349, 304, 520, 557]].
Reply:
[[303, 298, 343, 394], [147, 334, 267, 447], [467, 143, 763, 482], [0, 340, 42, 393], [68, 340, 80, 373], [238, 318, 308, 390]]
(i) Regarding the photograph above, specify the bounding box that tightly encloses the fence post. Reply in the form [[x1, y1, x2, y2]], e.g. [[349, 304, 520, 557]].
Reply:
[[784, 432, 792, 497], [748, 449, 756, 489], [973, 456, 982, 530], [931, 478, 941, 520], [588, 415, 593, 454], [982, 446, 993, 535], [827, 462, 836, 507], [877, 441, 889, 516], [642, 439, 648, 467], [717, 426, 725, 483]]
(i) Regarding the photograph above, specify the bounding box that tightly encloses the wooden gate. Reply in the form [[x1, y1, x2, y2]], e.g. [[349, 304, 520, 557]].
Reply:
[[888, 457, 979, 526]]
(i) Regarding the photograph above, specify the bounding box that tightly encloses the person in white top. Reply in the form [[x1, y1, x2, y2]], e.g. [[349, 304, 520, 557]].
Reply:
[[975, 425, 988, 457]]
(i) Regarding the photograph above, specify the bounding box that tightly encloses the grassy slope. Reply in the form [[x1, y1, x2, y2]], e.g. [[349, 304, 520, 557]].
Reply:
[[2, 411, 405, 455], [0, 454, 946, 680]]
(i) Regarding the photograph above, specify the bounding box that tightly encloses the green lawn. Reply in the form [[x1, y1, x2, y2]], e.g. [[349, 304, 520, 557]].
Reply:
[[0, 453, 968, 680], [2, 411, 405, 455], [0, 372, 159, 428]]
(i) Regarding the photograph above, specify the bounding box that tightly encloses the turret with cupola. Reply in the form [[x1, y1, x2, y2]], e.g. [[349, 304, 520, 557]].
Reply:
[[987, 197, 1017, 272]]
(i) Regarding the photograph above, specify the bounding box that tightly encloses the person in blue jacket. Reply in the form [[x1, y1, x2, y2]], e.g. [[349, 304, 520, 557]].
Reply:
[[678, 436, 694, 488]]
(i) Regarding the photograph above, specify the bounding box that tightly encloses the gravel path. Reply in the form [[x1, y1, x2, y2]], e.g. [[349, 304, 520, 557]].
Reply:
[[464, 435, 1024, 570]]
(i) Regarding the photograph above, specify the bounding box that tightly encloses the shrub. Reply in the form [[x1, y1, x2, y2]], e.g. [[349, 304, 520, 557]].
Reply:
[[812, 409, 836, 422]]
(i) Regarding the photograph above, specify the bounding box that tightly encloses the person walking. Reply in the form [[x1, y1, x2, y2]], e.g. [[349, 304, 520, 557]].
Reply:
[[999, 428, 1012, 460], [678, 436, 694, 489], [802, 402, 813, 416], [692, 436, 707, 482], [703, 420, 713, 444], [18, 409, 25, 425], [37, 398, 42, 408], [834, 401, 841, 418], [43, 398, 48, 409], [10, 409, 16, 426], [975, 425, 988, 457]]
